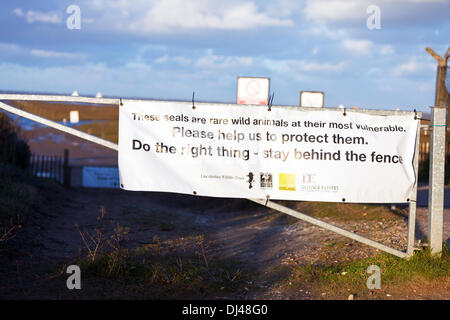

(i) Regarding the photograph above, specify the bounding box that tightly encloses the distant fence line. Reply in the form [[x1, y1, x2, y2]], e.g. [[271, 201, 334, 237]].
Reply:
[[29, 149, 70, 186], [418, 125, 450, 183], [419, 141, 430, 164], [29, 149, 119, 188]]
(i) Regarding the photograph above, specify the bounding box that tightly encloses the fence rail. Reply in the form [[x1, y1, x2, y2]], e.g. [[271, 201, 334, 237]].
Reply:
[[0, 94, 432, 258]]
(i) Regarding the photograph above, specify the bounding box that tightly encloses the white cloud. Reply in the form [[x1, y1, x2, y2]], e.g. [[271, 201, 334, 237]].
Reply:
[[342, 39, 374, 55], [293, 61, 345, 72], [0, 43, 24, 53], [0, 44, 87, 60], [154, 55, 169, 63], [132, 49, 252, 72], [304, 0, 364, 23], [172, 56, 192, 66], [341, 39, 395, 56], [402, 0, 448, 2], [380, 45, 395, 55], [264, 58, 345, 73], [83, 0, 293, 34], [152, 55, 193, 66], [264, 0, 302, 17], [303, 0, 449, 25], [30, 49, 86, 59], [392, 59, 435, 77], [13, 8, 62, 24], [0, 61, 241, 102], [12, 8, 23, 17], [124, 61, 152, 71], [196, 51, 253, 69], [301, 24, 349, 41]]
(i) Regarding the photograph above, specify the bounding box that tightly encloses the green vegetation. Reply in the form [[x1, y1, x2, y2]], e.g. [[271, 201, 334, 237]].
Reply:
[[0, 161, 28, 244], [0, 112, 30, 169], [273, 200, 407, 223], [72, 214, 249, 299], [75, 244, 248, 299], [274, 244, 450, 299], [65, 206, 249, 299], [0, 112, 62, 247], [125, 206, 178, 232], [75, 120, 118, 143], [8, 100, 118, 121], [6, 100, 119, 143], [0, 112, 32, 241], [0, 159, 64, 247], [0, 161, 32, 224]]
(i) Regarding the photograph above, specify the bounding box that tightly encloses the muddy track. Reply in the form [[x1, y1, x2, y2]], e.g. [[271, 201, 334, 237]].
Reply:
[[0, 186, 449, 299]]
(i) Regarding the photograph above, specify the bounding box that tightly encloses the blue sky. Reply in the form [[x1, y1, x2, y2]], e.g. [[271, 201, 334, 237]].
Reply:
[[0, 0, 448, 112]]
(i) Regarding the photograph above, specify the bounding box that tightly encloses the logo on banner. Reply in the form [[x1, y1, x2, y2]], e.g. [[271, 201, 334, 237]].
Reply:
[[247, 172, 254, 189], [260, 173, 273, 188], [279, 173, 296, 191], [299, 173, 339, 193], [302, 173, 316, 184]]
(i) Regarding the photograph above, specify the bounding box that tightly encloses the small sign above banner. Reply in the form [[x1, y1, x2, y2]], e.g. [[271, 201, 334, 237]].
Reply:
[[300, 91, 324, 108], [237, 77, 270, 105]]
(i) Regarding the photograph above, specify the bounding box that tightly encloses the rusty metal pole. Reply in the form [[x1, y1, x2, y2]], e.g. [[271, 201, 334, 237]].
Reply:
[[426, 47, 450, 183], [426, 47, 449, 108]]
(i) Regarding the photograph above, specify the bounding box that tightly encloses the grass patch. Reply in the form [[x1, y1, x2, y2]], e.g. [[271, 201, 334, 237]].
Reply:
[[274, 200, 407, 223], [59, 206, 250, 299], [75, 120, 118, 143], [325, 240, 347, 249], [125, 206, 178, 232], [0, 161, 35, 224], [8, 100, 118, 121], [0, 160, 64, 248], [260, 201, 406, 229], [71, 232, 249, 299], [6, 100, 119, 143], [76, 248, 247, 299], [277, 245, 450, 299]]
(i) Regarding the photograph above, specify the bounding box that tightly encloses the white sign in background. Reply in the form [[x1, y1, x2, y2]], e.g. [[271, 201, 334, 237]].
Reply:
[[82, 166, 120, 188], [300, 91, 324, 108], [70, 110, 79, 123], [237, 77, 270, 105], [119, 100, 419, 203]]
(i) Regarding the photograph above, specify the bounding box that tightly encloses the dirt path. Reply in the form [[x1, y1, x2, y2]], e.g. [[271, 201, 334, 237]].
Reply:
[[0, 186, 449, 299]]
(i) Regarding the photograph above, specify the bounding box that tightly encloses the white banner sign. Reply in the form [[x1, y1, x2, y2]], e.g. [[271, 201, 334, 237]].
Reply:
[[119, 101, 419, 203]]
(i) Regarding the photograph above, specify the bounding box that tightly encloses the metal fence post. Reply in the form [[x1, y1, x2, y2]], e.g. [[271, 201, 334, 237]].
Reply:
[[63, 149, 71, 187], [428, 106, 446, 255]]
